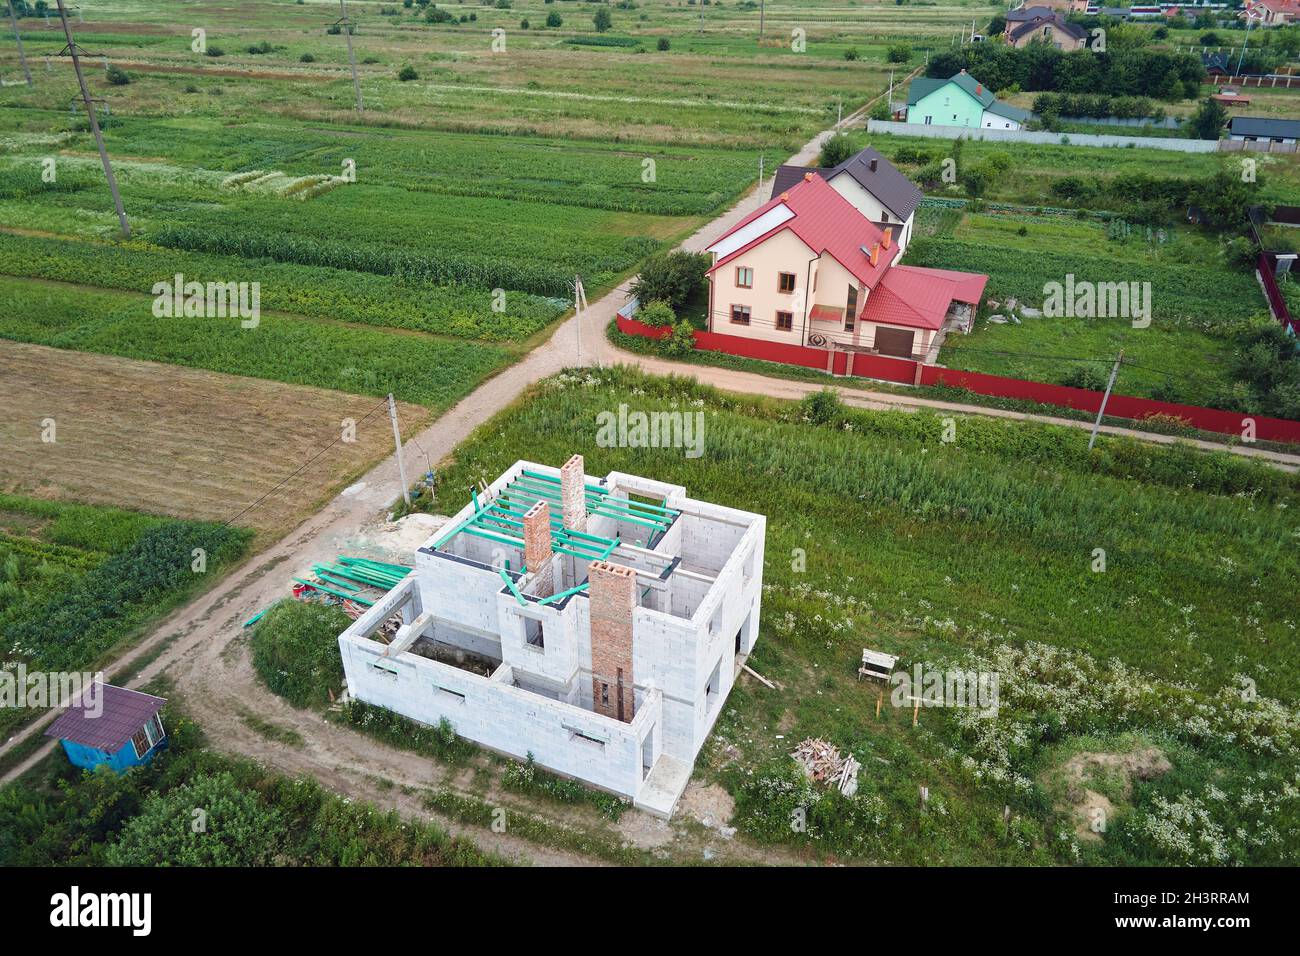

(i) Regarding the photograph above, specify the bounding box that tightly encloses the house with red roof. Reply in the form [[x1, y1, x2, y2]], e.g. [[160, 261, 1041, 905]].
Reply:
[[1242, 0, 1300, 25], [703, 172, 987, 363]]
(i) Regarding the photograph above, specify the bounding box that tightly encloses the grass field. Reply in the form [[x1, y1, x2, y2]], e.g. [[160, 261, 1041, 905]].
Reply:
[[0, 495, 250, 737], [416, 367, 1300, 865], [0, 340, 429, 534]]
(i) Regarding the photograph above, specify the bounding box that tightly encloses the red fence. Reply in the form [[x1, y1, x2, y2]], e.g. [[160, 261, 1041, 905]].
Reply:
[[1257, 252, 1300, 337], [615, 315, 1300, 444]]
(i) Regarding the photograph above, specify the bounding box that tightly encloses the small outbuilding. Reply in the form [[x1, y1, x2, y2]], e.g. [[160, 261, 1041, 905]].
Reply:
[[44, 683, 168, 773]]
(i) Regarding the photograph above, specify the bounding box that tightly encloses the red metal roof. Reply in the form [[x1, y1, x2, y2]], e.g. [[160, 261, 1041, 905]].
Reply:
[[861, 265, 989, 331], [707, 174, 898, 288], [44, 683, 166, 752]]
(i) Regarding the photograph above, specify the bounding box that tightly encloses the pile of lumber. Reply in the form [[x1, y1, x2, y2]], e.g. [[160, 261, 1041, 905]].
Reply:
[[293, 556, 411, 608], [791, 738, 860, 798]]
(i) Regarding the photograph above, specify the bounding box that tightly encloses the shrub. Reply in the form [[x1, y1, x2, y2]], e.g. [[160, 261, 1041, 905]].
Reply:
[[1061, 365, 1109, 391], [593, 7, 612, 31], [817, 131, 854, 168], [546, 11, 562, 26], [105, 65, 131, 85], [637, 298, 675, 328], [657, 37, 669, 51], [204, 45, 225, 58], [107, 771, 286, 866], [662, 320, 697, 356], [299, 52, 315, 62], [425, 6, 453, 21], [250, 599, 351, 708], [629, 250, 710, 311], [887, 42, 912, 63], [520, 18, 529, 28], [844, 48, 861, 61], [800, 388, 846, 426], [398, 64, 419, 81]]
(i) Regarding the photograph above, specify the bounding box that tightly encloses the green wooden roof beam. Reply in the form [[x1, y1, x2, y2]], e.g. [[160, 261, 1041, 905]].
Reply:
[[293, 578, 375, 605], [498, 569, 527, 606], [535, 581, 590, 606]]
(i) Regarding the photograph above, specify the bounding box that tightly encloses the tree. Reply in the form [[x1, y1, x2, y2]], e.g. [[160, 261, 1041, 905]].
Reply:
[[817, 131, 854, 168], [1193, 169, 1260, 227], [1188, 96, 1228, 140], [886, 42, 911, 64], [593, 7, 612, 32], [546, 11, 562, 27], [629, 251, 710, 312]]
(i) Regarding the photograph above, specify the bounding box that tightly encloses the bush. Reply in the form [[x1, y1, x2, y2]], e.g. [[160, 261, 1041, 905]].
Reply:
[[662, 320, 697, 356], [299, 52, 315, 62], [844, 48, 861, 61], [546, 10, 562, 26], [250, 599, 351, 708], [657, 37, 669, 51], [629, 250, 710, 312], [1061, 365, 1109, 391], [800, 388, 846, 426], [426, 6, 453, 21], [105, 65, 131, 85], [637, 298, 675, 328], [398, 64, 419, 81], [107, 771, 286, 866], [817, 131, 854, 168], [204, 45, 225, 58], [593, 7, 612, 31], [887, 42, 912, 63]]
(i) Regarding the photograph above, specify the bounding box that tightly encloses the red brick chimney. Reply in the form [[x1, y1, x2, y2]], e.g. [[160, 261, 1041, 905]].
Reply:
[[522, 500, 554, 598], [559, 454, 586, 532], [588, 560, 636, 722], [882, 228, 892, 249], [869, 243, 880, 266]]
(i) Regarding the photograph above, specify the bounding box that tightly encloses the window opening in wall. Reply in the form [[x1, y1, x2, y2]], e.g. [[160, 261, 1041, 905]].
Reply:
[[525, 617, 545, 649]]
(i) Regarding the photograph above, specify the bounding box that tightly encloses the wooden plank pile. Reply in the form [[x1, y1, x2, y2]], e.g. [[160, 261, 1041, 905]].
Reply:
[[791, 738, 859, 798]]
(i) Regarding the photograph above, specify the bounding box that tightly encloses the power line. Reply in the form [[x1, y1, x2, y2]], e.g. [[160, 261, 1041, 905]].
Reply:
[[218, 396, 390, 529]]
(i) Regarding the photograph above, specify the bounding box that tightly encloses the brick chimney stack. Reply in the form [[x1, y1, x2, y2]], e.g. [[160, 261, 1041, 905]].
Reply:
[[882, 228, 892, 249], [588, 560, 637, 722], [869, 243, 880, 266], [522, 500, 554, 598], [559, 454, 586, 532]]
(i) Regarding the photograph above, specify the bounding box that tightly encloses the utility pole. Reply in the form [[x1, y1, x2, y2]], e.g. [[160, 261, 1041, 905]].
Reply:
[[759, 0, 765, 36], [388, 393, 411, 507], [55, 0, 129, 238], [6, 2, 31, 86], [337, 0, 363, 112], [1236, 14, 1254, 77], [574, 274, 590, 365], [757, 154, 763, 201], [1088, 351, 1123, 451]]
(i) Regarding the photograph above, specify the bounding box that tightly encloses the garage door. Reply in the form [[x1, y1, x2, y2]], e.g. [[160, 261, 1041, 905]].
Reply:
[[874, 327, 915, 358]]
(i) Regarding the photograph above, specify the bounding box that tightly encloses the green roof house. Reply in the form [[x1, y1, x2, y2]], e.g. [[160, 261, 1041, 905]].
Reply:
[[905, 70, 1032, 131]]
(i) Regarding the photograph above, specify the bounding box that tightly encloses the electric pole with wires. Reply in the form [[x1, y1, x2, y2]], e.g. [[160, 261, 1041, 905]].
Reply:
[[6, 2, 32, 86], [1088, 351, 1124, 451], [388, 393, 411, 507], [55, 0, 129, 238], [336, 0, 363, 112]]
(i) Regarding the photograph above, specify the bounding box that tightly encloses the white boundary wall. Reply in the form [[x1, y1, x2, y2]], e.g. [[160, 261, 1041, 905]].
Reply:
[[867, 120, 1219, 153]]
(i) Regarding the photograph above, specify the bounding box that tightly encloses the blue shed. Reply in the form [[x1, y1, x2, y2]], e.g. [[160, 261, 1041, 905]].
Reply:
[[44, 683, 168, 773]]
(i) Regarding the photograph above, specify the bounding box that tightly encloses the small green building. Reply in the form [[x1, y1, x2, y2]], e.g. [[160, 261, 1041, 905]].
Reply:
[[905, 71, 1031, 131]]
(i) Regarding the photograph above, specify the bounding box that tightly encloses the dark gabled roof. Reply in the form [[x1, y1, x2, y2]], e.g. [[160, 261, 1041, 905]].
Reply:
[[907, 71, 995, 108], [769, 163, 829, 199], [770, 149, 922, 222], [45, 683, 165, 752], [826, 147, 923, 221], [1010, 15, 1088, 41], [1202, 51, 1234, 73], [1230, 116, 1300, 138], [1007, 5, 1059, 20]]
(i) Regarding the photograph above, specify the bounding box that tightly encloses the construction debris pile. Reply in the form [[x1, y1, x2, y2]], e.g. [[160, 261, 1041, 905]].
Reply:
[[791, 738, 860, 798]]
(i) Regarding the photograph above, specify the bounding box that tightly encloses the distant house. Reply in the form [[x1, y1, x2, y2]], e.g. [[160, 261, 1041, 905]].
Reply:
[[704, 173, 987, 363], [768, 147, 923, 254], [1006, 9, 1090, 49], [1242, 0, 1300, 26], [906, 71, 1034, 131], [44, 683, 167, 773], [1228, 116, 1300, 144]]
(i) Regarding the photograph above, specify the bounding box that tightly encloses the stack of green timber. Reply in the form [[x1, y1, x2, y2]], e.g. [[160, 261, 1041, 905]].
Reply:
[[293, 556, 412, 607]]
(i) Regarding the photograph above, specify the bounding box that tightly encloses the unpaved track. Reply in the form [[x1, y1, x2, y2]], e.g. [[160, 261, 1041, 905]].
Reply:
[[5, 93, 1297, 868]]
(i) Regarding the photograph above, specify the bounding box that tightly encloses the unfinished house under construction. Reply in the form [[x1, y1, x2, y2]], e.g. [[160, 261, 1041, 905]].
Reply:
[[337, 455, 765, 817]]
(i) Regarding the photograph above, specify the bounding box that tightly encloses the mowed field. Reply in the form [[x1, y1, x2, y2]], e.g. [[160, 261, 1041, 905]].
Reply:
[[0, 340, 428, 536]]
